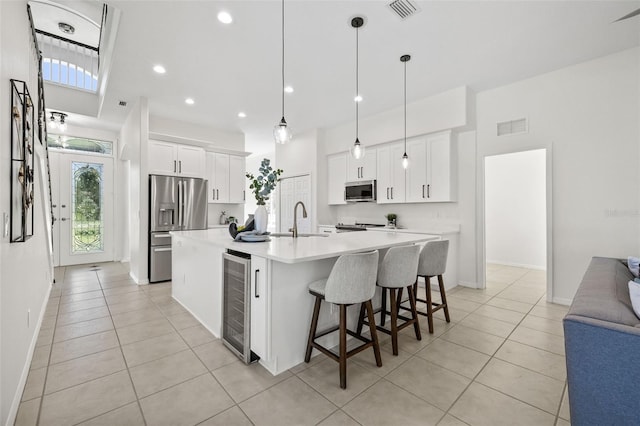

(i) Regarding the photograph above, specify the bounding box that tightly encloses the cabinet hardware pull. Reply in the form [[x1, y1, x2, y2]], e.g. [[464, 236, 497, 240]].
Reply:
[[243, 190, 245, 201], [179, 161, 182, 173], [174, 160, 177, 173], [213, 189, 216, 199], [391, 187, 393, 199], [216, 189, 219, 200], [386, 187, 389, 199], [255, 269, 260, 298], [52, 204, 57, 208], [61, 204, 66, 208], [422, 184, 425, 198], [427, 184, 430, 198]]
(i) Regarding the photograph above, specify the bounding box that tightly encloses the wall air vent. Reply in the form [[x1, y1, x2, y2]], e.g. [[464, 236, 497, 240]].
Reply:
[[118, 100, 127, 107], [388, 0, 420, 20], [497, 118, 528, 136]]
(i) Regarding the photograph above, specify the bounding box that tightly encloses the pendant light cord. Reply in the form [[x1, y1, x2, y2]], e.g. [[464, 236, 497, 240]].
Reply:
[[404, 59, 407, 152], [281, 0, 285, 118], [355, 23, 359, 140]]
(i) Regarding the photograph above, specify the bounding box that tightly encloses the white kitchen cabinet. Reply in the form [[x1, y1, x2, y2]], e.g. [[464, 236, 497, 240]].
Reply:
[[406, 131, 456, 202], [327, 153, 347, 205], [148, 140, 205, 178], [250, 256, 269, 360], [346, 148, 377, 181], [206, 152, 230, 203], [376, 142, 406, 204], [228, 155, 246, 203]]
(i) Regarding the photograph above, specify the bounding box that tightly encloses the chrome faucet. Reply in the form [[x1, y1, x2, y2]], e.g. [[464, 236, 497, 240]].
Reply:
[[290, 201, 308, 238]]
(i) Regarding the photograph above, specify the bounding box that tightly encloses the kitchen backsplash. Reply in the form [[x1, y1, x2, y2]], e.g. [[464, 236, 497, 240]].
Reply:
[[207, 204, 244, 227]]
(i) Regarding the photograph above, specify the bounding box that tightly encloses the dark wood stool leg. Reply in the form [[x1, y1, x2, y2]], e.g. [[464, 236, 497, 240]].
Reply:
[[438, 275, 451, 323], [339, 304, 347, 389], [380, 288, 387, 327], [356, 302, 366, 335], [396, 287, 403, 314], [425, 276, 434, 334], [305, 296, 322, 362], [389, 288, 399, 355], [365, 300, 382, 367], [408, 283, 422, 341]]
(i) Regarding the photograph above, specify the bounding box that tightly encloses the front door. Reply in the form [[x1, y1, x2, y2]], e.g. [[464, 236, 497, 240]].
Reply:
[[52, 151, 114, 266]]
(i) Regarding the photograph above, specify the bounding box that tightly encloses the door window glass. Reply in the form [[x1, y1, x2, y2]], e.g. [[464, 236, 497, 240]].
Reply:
[[71, 161, 104, 253]]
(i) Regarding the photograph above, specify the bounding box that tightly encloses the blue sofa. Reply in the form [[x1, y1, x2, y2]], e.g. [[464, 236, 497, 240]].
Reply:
[[563, 257, 640, 425]]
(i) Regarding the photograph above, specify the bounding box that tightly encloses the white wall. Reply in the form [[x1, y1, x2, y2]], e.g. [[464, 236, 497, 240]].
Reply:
[[0, 2, 54, 424], [485, 149, 546, 270], [119, 97, 149, 283], [149, 115, 245, 152], [476, 47, 640, 303]]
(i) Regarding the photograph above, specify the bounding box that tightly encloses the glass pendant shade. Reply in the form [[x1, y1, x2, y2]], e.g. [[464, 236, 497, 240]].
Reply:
[[274, 117, 292, 144], [350, 138, 365, 160], [402, 152, 409, 169]]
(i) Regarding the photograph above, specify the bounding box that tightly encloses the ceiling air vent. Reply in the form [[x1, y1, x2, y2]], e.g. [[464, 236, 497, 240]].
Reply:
[[388, 0, 420, 20], [118, 100, 128, 107], [497, 118, 528, 136]]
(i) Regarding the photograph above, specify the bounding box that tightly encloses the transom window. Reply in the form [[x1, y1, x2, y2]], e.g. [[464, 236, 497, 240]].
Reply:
[[47, 135, 113, 155]]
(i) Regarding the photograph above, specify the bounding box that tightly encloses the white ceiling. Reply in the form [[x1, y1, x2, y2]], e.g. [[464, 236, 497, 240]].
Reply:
[[30, 0, 102, 47], [50, 1, 640, 153]]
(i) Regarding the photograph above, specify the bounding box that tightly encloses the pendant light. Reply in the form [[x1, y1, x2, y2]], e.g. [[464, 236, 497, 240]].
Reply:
[[350, 16, 365, 160], [401, 54, 410, 169], [273, 0, 292, 144]]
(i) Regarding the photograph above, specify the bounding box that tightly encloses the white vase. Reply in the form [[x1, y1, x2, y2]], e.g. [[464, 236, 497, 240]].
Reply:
[[254, 205, 268, 233]]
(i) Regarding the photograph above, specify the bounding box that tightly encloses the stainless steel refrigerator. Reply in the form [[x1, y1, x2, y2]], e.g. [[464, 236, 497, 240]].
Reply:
[[149, 175, 208, 282]]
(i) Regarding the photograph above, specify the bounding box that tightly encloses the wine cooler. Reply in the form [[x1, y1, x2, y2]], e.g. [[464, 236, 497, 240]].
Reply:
[[222, 250, 259, 363]]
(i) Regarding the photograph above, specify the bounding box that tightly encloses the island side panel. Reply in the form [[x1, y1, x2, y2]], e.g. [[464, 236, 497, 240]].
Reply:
[[172, 234, 225, 337], [261, 256, 338, 375]]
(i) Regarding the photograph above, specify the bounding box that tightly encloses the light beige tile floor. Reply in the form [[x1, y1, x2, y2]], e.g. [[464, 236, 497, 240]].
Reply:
[[15, 262, 571, 425]]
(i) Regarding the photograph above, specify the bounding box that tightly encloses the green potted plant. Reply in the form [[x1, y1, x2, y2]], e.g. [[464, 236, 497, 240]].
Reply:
[[246, 158, 283, 233], [385, 213, 397, 228]]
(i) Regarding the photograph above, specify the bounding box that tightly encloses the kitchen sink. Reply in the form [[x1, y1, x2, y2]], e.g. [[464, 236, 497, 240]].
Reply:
[[269, 233, 329, 238]]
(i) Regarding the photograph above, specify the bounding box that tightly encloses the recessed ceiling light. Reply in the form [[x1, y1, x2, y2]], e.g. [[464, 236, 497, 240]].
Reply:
[[185, 98, 195, 105], [284, 86, 294, 93], [217, 11, 233, 24], [153, 65, 166, 74], [354, 94, 363, 102], [238, 112, 246, 118]]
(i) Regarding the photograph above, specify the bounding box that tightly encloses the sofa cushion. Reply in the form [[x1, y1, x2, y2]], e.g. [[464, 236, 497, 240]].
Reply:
[[629, 280, 640, 319], [628, 256, 640, 277], [567, 257, 639, 326]]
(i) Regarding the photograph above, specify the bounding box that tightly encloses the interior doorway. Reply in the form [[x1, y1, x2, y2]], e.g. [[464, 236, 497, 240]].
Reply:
[[483, 149, 549, 299], [50, 150, 114, 266]]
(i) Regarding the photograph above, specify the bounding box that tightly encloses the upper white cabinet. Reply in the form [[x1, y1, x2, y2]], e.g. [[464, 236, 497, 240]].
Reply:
[[228, 155, 246, 204], [327, 153, 347, 205], [376, 142, 406, 204], [148, 140, 205, 178], [406, 131, 456, 202], [206, 152, 245, 204], [346, 149, 377, 181]]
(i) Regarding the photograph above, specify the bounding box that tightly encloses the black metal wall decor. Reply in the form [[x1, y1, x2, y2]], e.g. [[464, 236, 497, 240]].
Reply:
[[10, 79, 35, 242]]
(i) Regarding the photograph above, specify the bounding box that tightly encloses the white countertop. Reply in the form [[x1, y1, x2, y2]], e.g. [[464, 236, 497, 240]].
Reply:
[[317, 224, 460, 235], [171, 228, 439, 264]]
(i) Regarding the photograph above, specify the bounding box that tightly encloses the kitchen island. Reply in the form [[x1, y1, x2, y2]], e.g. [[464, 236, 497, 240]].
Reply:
[[170, 228, 438, 375]]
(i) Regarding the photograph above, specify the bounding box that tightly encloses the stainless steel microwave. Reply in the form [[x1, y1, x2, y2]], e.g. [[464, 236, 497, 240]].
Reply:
[[345, 180, 377, 202]]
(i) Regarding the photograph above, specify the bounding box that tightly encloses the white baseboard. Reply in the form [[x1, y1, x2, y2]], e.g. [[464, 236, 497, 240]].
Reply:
[[486, 260, 546, 271], [6, 281, 53, 426], [552, 296, 572, 306], [458, 281, 480, 289]]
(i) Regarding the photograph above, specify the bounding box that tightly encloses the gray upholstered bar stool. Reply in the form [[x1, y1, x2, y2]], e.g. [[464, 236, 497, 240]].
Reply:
[[412, 240, 450, 333], [304, 251, 382, 389], [357, 245, 421, 355]]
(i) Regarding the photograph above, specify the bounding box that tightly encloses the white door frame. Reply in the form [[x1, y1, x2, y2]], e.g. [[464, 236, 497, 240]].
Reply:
[[477, 145, 554, 302], [53, 150, 115, 266]]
